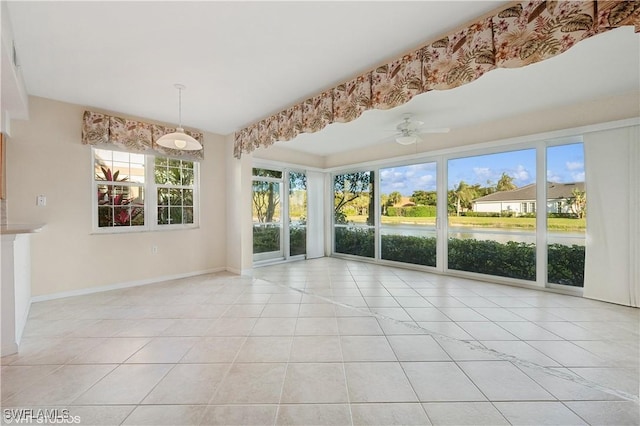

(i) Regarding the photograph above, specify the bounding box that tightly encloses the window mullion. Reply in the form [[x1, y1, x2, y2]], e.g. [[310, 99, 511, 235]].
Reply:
[[147, 154, 156, 230]]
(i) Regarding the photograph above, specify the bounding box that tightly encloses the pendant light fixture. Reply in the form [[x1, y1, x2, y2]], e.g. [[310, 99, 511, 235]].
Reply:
[[156, 84, 202, 151]]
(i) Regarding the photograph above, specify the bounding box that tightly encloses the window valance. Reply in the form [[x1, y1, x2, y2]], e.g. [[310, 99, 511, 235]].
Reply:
[[82, 111, 204, 160], [234, 0, 639, 159]]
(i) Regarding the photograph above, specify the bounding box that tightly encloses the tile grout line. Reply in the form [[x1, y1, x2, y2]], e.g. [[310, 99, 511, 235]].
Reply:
[[272, 296, 301, 426], [250, 276, 640, 404]]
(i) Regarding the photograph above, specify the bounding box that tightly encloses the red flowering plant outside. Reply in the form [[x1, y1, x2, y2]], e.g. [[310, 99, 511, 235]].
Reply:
[[97, 166, 144, 227]]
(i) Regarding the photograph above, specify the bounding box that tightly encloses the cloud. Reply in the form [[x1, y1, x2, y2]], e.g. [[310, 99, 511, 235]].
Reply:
[[547, 170, 562, 183], [572, 172, 585, 182], [566, 161, 584, 171], [511, 164, 530, 182], [473, 167, 492, 179]]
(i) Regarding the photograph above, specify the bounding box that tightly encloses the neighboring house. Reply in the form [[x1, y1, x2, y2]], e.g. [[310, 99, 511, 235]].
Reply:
[[472, 182, 585, 215]]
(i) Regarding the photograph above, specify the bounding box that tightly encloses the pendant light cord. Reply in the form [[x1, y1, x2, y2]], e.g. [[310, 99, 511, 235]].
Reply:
[[178, 87, 182, 129], [174, 83, 186, 130]]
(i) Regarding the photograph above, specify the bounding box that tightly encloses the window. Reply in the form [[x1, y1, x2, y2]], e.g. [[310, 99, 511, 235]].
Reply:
[[333, 171, 375, 258], [547, 143, 586, 287], [155, 158, 195, 226], [447, 149, 537, 281], [288, 171, 307, 257], [93, 148, 199, 232], [252, 168, 283, 260], [330, 140, 586, 290], [379, 162, 437, 267]]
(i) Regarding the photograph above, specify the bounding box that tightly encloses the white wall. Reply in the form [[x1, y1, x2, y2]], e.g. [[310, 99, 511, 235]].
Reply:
[[323, 92, 639, 169], [253, 144, 324, 169], [6, 96, 228, 297], [583, 125, 639, 307]]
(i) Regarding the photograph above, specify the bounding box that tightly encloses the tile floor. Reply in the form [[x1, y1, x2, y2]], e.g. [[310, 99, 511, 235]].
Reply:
[[1, 258, 638, 425]]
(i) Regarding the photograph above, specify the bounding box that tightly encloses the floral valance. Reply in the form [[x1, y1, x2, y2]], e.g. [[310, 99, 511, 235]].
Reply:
[[82, 111, 204, 160], [234, 0, 639, 158]]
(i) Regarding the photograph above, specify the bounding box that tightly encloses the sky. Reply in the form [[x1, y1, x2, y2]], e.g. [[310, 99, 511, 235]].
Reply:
[[380, 143, 584, 195]]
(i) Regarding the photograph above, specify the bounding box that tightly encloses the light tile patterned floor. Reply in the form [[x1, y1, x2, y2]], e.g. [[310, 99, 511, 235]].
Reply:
[[2, 258, 639, 425]]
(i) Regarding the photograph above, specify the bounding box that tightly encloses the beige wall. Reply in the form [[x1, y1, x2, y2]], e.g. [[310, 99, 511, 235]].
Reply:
[[6, 96, 227, 297], [225, 137, 253, 275]]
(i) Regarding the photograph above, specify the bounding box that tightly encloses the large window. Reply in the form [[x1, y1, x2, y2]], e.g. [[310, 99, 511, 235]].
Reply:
[[333, 171, 374, 258], [380, 162, 437, 267], [331, 141, 586, 290], [547, 143, 586, 287], [93, 148, 198, 232], [447, 149, 537, 281]]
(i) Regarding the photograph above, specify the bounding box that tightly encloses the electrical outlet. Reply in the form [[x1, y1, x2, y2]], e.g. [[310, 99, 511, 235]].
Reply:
[[36, 195, 46, 206], [151, 245, 158, 254]]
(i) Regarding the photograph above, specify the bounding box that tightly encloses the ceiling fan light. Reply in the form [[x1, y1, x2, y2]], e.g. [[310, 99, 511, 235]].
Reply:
[[156, 127, 201, 150], [396, 135, 418, 145]]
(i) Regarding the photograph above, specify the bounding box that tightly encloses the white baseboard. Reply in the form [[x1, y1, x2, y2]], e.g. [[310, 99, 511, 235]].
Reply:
[[31, 267, 227, 303], [226, 267, 253, 276]]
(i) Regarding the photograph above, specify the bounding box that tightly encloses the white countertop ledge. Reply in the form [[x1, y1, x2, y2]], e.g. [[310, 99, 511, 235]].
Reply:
[[0, 224, 46, 235]]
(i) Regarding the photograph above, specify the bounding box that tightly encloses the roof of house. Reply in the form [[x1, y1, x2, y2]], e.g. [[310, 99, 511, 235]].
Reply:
[[473, 182, 585, 203]]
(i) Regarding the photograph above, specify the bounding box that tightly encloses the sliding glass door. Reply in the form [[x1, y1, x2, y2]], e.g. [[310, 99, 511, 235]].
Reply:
[[252, 168, 283, 262], [288, 171, 307, 258]]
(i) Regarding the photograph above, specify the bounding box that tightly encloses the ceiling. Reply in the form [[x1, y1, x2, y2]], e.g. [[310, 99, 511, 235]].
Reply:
[[6, 1, 640, 157]]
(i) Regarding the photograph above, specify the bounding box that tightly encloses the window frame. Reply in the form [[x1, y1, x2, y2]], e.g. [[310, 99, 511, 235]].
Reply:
[[329, 136, 585, 292], [91, 147, 200, 233]]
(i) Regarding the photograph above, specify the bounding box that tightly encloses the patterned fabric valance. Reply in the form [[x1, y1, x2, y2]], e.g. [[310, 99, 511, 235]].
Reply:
[[234, 0, 639, 158], [82, 111, 204, 160]]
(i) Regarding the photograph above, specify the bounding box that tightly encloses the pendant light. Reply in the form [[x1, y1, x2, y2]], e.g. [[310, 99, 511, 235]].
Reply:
[[156, 84, 202, 151]]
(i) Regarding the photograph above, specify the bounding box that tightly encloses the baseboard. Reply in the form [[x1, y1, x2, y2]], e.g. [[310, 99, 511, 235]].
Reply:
[[226, 267, 253, 276], [30, 267, 227, 303]]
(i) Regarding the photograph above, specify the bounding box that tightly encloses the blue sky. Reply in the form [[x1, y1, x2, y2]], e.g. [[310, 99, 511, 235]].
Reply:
[[380, 144, 584, 195]]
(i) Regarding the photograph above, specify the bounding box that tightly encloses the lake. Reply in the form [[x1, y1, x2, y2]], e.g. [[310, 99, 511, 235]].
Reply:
[[379, 223, 585, 246]]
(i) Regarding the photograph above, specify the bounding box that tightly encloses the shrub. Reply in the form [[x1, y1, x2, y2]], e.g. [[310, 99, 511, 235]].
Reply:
[[548, 243, 585, 287], [290, 226, 306, 256], [405, 206, 437, 217], [387, 207, 400, 217], [462, 212, 501, 217], [448, 238, 536, 281], [253, 225, 280, 254], [386, 206, 436, 217], [548, 212, 577, 219], [335, 227, 374, 258], [381, 234, 436, 266]]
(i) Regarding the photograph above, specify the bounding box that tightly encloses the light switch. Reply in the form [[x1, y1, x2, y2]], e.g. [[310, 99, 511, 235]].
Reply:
[[36, 195, 46, 206]]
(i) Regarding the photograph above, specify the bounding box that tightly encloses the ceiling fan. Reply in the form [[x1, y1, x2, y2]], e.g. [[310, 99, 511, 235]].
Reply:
[[394, 113, 450, 145]]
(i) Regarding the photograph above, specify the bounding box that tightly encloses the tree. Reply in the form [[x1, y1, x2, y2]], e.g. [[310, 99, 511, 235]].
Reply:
[[410, 190, 437, 206], [388, 191, 402, 206], [496, 172, 517, 192], [449, 181, 476, 216], [567, 188, 586, 219], [253, 181, 280, 223], [334, 172, 372, 224], [380, 193, 389, 215]]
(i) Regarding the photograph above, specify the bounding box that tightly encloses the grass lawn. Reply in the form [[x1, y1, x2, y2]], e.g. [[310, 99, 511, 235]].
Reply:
[[347, 215, 586, 232]]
